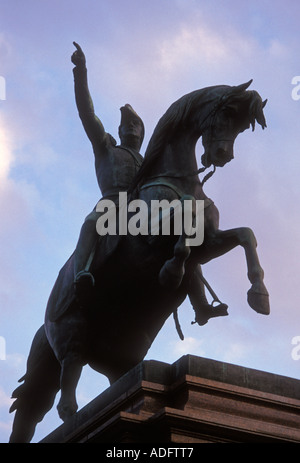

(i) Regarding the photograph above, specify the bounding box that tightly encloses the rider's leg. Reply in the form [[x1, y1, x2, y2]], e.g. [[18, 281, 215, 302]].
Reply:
[[187, 265, 210, 309], [187, 265, 228, 325], [74, 211, 99, 289]]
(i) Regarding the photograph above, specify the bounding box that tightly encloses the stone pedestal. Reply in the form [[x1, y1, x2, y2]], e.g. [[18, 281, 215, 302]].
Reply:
[[40, 355, 300, 443]]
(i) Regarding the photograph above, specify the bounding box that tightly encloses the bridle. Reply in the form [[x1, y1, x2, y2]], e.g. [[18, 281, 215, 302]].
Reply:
[[144, 91, 235, 186]]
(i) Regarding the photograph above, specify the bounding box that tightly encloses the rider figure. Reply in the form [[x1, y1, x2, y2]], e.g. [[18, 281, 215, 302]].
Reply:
[[71, 42, 227, 325], [72, 42, 144, 293]]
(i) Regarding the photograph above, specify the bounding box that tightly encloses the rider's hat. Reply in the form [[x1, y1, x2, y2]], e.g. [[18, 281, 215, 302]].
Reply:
[[120, 104, 145, 142]]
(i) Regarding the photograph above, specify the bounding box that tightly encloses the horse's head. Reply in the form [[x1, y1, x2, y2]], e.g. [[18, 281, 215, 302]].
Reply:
[[201, 80, 267, 168], [128, 80, 267, 193]]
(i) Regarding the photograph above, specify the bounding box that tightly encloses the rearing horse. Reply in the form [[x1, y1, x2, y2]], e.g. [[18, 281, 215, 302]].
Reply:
[[9, 80, 269, 443]]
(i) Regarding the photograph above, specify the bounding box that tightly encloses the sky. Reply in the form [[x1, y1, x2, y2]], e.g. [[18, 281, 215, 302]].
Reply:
[[0, 0, 300, 443]]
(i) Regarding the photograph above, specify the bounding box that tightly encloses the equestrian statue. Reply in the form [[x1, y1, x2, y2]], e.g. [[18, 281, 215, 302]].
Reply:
[[9, 43, 269, 442]]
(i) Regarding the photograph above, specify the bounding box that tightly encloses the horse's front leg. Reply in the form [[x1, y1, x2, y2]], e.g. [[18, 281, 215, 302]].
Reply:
[[201, 227, 270, 315]]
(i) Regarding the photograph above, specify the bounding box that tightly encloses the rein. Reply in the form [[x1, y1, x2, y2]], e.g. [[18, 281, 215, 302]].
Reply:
[[139, 93, 232, 188], [145, 164, 216, 186]]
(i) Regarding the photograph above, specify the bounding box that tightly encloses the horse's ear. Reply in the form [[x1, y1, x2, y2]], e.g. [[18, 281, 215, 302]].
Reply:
[[249, 95, 267, 131], [231, 79, 253, 94]]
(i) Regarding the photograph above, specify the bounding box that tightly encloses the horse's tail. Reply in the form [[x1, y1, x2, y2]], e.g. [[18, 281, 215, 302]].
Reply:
[[9, 325, 61, 443]]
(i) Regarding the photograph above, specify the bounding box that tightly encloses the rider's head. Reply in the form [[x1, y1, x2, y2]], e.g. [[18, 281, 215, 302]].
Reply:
[[119, 104, 144, 151]]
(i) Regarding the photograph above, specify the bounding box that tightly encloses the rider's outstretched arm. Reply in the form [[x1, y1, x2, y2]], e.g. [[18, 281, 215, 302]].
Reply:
[[71, 42, 108, 149]]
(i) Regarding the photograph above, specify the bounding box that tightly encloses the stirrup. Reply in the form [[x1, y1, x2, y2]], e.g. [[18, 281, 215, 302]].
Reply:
[[192, 301, 228, 326], [74, 270, 95, 287]]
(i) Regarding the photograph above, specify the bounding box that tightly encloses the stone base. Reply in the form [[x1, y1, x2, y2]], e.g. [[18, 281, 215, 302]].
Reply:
[[40, 355, 300, 443]]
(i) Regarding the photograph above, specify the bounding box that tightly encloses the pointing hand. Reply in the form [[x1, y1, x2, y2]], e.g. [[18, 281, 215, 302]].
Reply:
[[71, 42, 86, 67]]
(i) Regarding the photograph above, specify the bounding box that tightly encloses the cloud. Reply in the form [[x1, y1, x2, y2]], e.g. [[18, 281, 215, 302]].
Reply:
[[84, 11, 293, 144], [0, 113, 51, 316], [0, 385, 14, 442], [0, 387, 13, 409], [5, 353, 26, 371], [173, 336, 205, 357], [222, 342, 248, 364], [82, 18, 260, 144], [0, 33, 13, 74], [157, 24, 251, 74], [0, 113, 36, 237], [0, 113, 14, 181]]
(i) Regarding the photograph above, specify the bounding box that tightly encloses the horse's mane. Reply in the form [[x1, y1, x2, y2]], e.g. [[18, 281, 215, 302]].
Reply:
[[128, 86, 220, 193], [128, 81, 266, 193]]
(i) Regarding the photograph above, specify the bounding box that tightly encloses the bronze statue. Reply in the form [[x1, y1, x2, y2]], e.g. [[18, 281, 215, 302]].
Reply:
[[71, 42, 222, 323], [9, 44, 269, 442]]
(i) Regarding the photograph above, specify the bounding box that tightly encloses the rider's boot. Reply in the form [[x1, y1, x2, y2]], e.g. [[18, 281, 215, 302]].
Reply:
[[73, 217, 98, 303], [188, 265, 228, 326], [74, 270, 95, 296]]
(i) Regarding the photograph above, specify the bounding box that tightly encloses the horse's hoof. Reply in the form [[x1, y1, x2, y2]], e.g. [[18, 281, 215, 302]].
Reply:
[[57, 399, 78, 422], [247, 286, 270, 315]]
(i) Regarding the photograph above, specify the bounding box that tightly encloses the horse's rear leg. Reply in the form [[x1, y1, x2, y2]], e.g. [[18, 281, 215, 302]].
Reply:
[[57, 353, 84, 421], [201, 227, 270, 315]]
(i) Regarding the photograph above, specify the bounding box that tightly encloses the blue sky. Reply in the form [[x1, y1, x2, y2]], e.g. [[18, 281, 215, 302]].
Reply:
[[0, 0, 300, 442]]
